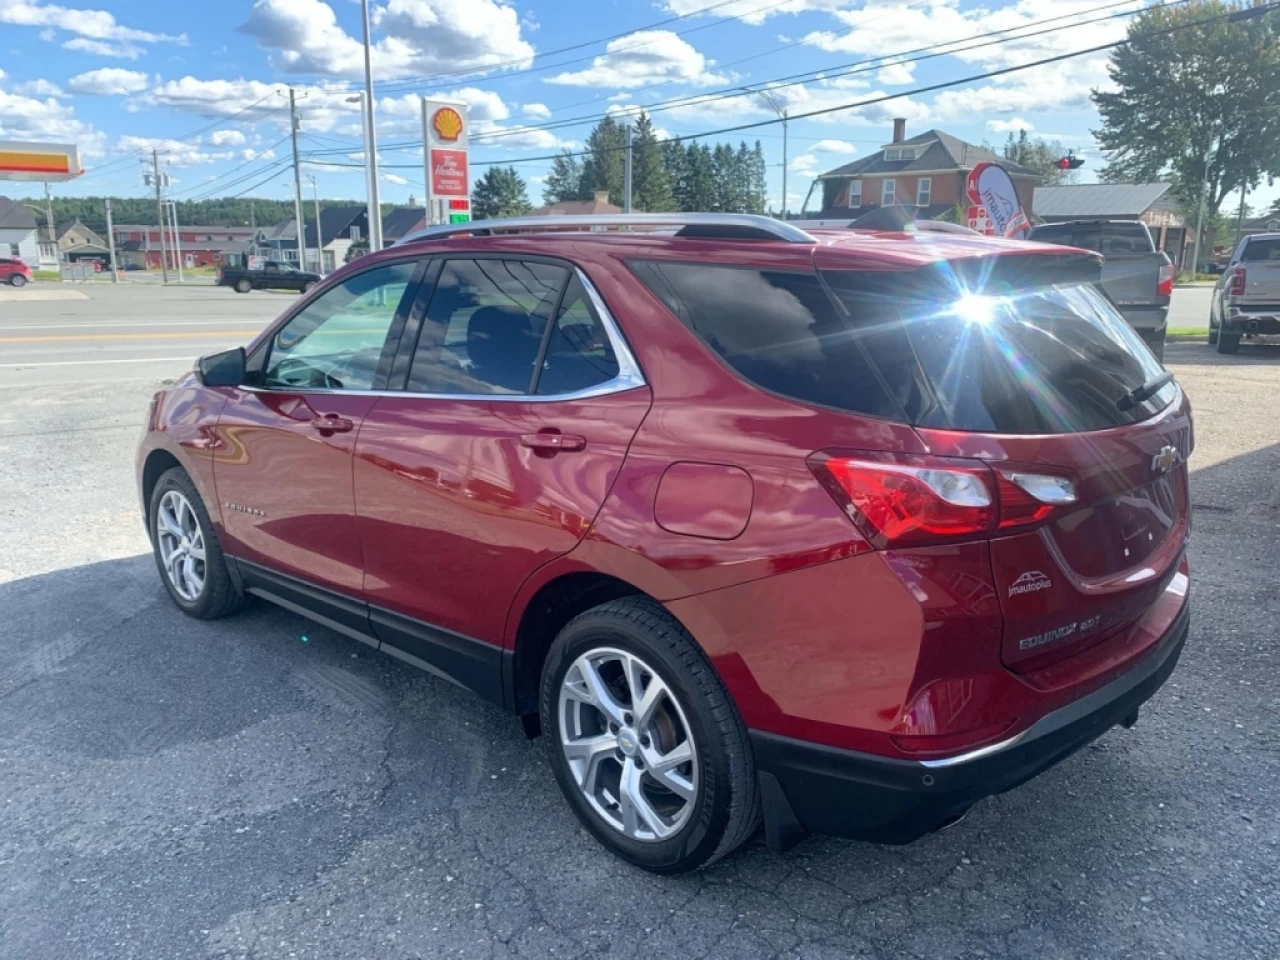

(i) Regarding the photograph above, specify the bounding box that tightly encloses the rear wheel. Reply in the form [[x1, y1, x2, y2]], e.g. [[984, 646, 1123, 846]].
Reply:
[[1216, 331, 1241, 355], [149, 467, 244, 619], [234, 278, 252, 294], [540, 597, 759, 873], [10, 273, 28, 287]]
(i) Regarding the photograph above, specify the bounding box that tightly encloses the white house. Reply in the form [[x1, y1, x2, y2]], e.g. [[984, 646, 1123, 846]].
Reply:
[[0, 197, 39, 268]]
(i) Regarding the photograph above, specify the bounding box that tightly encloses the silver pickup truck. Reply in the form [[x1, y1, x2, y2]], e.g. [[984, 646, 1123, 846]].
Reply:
[[1027, 220, 1174, 360], [1209, 233, 1280, 355]]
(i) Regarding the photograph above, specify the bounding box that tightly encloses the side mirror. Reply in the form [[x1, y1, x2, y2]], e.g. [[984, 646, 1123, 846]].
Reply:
[[197, 346, 246, 387]]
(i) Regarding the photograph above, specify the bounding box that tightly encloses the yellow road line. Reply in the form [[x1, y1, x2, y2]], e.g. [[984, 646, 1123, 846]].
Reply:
[[0, 330, 261, 344]]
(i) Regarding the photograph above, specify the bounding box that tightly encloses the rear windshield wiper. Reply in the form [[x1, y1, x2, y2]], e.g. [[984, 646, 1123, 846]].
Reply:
[[1116, 371, 1174, 411]]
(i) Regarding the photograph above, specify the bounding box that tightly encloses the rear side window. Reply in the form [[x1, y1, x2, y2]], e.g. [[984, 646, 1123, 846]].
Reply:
[[629, 261, 900, 419], [1242, 238, 1280, 262], [536, 276, 621, 395]]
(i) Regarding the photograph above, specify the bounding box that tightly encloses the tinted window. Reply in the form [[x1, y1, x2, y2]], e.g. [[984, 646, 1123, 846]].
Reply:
[[1028, 224, 1072, 246], [1073, 222, 1151, 255], [408, 258, 568, 395], [262, 261, 416, 391], [824, 272, 1173, 434], [631, 261, 900, 419], [1242, 238, 1280, 262], [535, 276, 620, 395]]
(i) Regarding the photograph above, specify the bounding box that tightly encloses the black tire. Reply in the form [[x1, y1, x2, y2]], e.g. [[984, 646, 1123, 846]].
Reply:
[[149, 467, 244, 619], [1216, 332, 1241, 355], [10, 273, 28, 287], [234, 278, 252, 294], [540, 596, 759, 873], [1207, 325, 1219, 345], [302, 280, 318, 293]]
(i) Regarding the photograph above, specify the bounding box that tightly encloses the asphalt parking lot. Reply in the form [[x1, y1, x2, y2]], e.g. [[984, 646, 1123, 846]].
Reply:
[[1, 284, 1277, 959]]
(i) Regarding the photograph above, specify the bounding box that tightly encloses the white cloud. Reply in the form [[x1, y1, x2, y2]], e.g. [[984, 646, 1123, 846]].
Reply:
[[67, 67, 149, 95], [987, 117, 1034, 133], [667, 77, 930, 129], [0, 0, 185, 43], [877, 60, 914, 85], [790, 154, 821, 176], [62, 37, 143, 58], [13, 78, 64, 96], [241, 147, 276, 161], [383, 172, 409, 185], [545, 30, 728, 89], [810, 139, 857, 154], [522, 102, 551, 120], [0, 73, 104, 154], [209, 129, 248, 146], [114, 135, 234, 166], [661, 0, 857, 26], [239, 0, 534, 79]]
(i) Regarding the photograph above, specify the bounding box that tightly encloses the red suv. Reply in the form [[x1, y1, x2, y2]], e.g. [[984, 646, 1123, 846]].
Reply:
[[1, 256, 33, 286], [137, 214, 1192, 872]]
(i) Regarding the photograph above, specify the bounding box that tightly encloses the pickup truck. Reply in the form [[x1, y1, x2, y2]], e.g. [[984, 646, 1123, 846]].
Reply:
[[1209, 233, 1280, 355], [1027, 220, 1174, 360], [216, 261, 321, 294]]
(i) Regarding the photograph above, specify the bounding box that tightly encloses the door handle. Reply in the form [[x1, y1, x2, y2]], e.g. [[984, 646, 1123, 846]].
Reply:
[[311, 414, 355, 434], [520, 431, 586, 453]]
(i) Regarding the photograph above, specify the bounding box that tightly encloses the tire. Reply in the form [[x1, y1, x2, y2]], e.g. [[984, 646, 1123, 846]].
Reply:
[[302, 280, 317, 293], [1146, 336, 1165, 364], [149, 467, 244, 619], [1207, 326, 1219, 345], [540, 596, 759, 873], [10, 273, 28, 287], [234, 278, 252, 294], [1216, 332, 1241, 355]]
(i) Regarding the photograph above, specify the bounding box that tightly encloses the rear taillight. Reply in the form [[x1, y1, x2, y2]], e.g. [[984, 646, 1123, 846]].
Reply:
[[811, 453, 1077, 548], [1157, 263, 1174, 298], [1228, 268, 1246, 298]]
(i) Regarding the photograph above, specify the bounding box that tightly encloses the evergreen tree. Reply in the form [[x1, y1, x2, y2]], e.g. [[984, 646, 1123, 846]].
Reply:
[[684, 145, 718, 212], [663, 140, 691, 211], [542, 150, 586, 205], [711, 144, 741, 212], [472, 166, 532, 220], [581, 116, 627, 205], [632, 113, 675, 212]]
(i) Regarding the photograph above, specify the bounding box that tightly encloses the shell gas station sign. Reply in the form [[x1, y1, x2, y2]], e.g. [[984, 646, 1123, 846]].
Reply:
[[422, 100, 471, 224], [0, 141, 82, 182]]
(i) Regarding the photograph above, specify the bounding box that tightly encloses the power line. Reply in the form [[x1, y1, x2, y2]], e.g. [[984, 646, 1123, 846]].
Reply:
[[169, 135, 293, 197]]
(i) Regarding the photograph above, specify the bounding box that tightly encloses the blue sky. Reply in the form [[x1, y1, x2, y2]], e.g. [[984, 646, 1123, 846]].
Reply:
[[0, 0, 1272, 215]]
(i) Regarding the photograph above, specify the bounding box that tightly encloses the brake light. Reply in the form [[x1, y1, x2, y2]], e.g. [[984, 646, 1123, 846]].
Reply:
[[812, 453, 1077, 548], [1157, 263, 1174, 298], [1229, 268, 1246, 298]]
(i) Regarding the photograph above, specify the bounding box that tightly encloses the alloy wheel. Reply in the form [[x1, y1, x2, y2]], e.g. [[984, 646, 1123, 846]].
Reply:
[[156, 490, 207, 602], [558, 647, 698, 842]]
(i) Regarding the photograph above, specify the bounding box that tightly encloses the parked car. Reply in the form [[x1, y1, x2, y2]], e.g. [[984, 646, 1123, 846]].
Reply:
[[216, 260, 320, 294], [1027, 220, 1174, 360], [1209, 233, 1280, 354], [139, 214, 1192, 873], [0, 257, 33, 287]]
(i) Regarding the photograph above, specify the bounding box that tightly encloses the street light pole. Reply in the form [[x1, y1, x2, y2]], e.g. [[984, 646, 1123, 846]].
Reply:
[[360, 0, 383, 251], [745, 88, 787, 218], [348, 92, 377, 251]]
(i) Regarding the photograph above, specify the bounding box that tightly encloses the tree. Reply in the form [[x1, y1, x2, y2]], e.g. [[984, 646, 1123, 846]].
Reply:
[[472, 166, 531, 220], [684, 144, 718, 212], [747, 141, 768, 215], [1092, 1, 1280, 217], [581, 116, 627, 205], [1001, 130, 1080, 186], [542, 150, 586, 205], [632, 113, 675, 212], [663, 140, 691, 211]]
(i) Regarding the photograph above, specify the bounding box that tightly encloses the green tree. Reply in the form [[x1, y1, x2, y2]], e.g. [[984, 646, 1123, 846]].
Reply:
[[542, 150, 586, 205], [472, 166, 532, 220], [746, 141, 768, 214], [632, 113, 675, 211], [581, 116, 627, 205], [1001, 130, 1079, 185], [663, 140, 690, 211], [1092, 1, 1280, 217], [711, 143, 742, 212], [684, 144, 718, 212]]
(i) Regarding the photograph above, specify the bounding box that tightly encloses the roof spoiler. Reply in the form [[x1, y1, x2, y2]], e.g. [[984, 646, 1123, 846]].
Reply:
[[848, 205, 918, 232]]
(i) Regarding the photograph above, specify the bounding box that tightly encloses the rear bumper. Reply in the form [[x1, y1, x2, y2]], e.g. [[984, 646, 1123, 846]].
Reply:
[[1222, 308, 1280, 336], [752, 601, 1190, 851], [1117, 305, 1169, 335]]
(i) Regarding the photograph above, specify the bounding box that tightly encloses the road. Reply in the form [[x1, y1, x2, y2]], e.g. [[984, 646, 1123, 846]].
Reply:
[[1168, 284, 1213, 330], [1, 285, 1278, 960]]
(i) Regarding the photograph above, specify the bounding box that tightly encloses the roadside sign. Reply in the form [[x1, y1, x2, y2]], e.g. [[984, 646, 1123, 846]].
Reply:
[[422, 100, 470, 225], [248, 255, 265, 271], [0, 141, 82, 182], [965, 162, 1029, 240]]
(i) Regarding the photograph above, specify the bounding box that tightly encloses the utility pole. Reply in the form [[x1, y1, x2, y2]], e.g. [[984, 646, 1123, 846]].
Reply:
[[623, 124, 633, 213], [42, 182, 55, 243], [1190, 141, 1212, 277], [307, 174, 323, 274], [289, 88, 307, 271], [105, 198, 118, 283], [1236, 187, 1248, 248], [360, 0, 384, 251], [169, 201, 185, 283], [249, 200, 257, 259], [151, 148, 169, 284]]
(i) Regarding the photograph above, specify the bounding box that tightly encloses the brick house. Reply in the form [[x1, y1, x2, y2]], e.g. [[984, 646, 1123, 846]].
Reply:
[[112, 224, 256, 269], [810, 119, 1039, 220]]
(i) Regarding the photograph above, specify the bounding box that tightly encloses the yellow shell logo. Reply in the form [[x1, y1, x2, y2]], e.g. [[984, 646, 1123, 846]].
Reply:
[[432, 107, 463, 142]]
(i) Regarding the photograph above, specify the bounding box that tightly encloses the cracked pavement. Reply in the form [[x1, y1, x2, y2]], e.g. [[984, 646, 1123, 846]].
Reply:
[[1, 301, 1278, 958]]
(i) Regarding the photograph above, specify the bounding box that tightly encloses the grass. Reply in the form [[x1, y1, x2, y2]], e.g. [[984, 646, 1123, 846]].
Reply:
[[1168, 326, 1209, 339], [1175, 273, 1220, 284], [32, 270, 61, 281]]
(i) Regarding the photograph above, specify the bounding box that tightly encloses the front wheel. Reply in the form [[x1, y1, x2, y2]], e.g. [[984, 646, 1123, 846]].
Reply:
[[234, 278, 252, 294], [10, 273, 28, 287], [149, 467, 244, 619], [540, 597, 759, 873]]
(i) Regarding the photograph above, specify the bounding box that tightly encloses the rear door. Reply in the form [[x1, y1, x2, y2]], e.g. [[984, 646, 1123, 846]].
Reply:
[[353, 257, 650, 694]]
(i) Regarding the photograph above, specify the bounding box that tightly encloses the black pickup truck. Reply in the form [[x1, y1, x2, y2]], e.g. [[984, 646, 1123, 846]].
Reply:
[[217, 260, 321, 294]]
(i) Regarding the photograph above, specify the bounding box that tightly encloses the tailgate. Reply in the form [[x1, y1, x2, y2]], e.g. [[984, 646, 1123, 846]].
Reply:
[[1237, 260, 1280, 308], [1099, 255, 1165, 310]]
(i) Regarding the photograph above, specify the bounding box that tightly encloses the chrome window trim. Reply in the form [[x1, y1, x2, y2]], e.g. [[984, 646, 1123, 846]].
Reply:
[[245, 266, 647, 404]]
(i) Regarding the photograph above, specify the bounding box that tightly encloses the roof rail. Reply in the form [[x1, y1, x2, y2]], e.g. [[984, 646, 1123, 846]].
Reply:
[[395, 213, 816, 246]]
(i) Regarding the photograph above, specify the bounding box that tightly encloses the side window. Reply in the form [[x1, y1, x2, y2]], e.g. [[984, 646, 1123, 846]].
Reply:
[[535, 276, 621, 395], [407, 258, 568, 396], [262, 261, 417, 391], [265, 262, 280, 273]]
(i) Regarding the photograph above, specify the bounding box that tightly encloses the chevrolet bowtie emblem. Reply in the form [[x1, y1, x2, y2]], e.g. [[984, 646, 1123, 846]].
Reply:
[[1151, 445, 1180, 474]]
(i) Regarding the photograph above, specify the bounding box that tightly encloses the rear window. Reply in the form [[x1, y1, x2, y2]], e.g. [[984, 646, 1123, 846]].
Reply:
[[1241, 238, 1280, 262], [1031, 222, 1152, 256], [631, 257, 1174, 434]]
